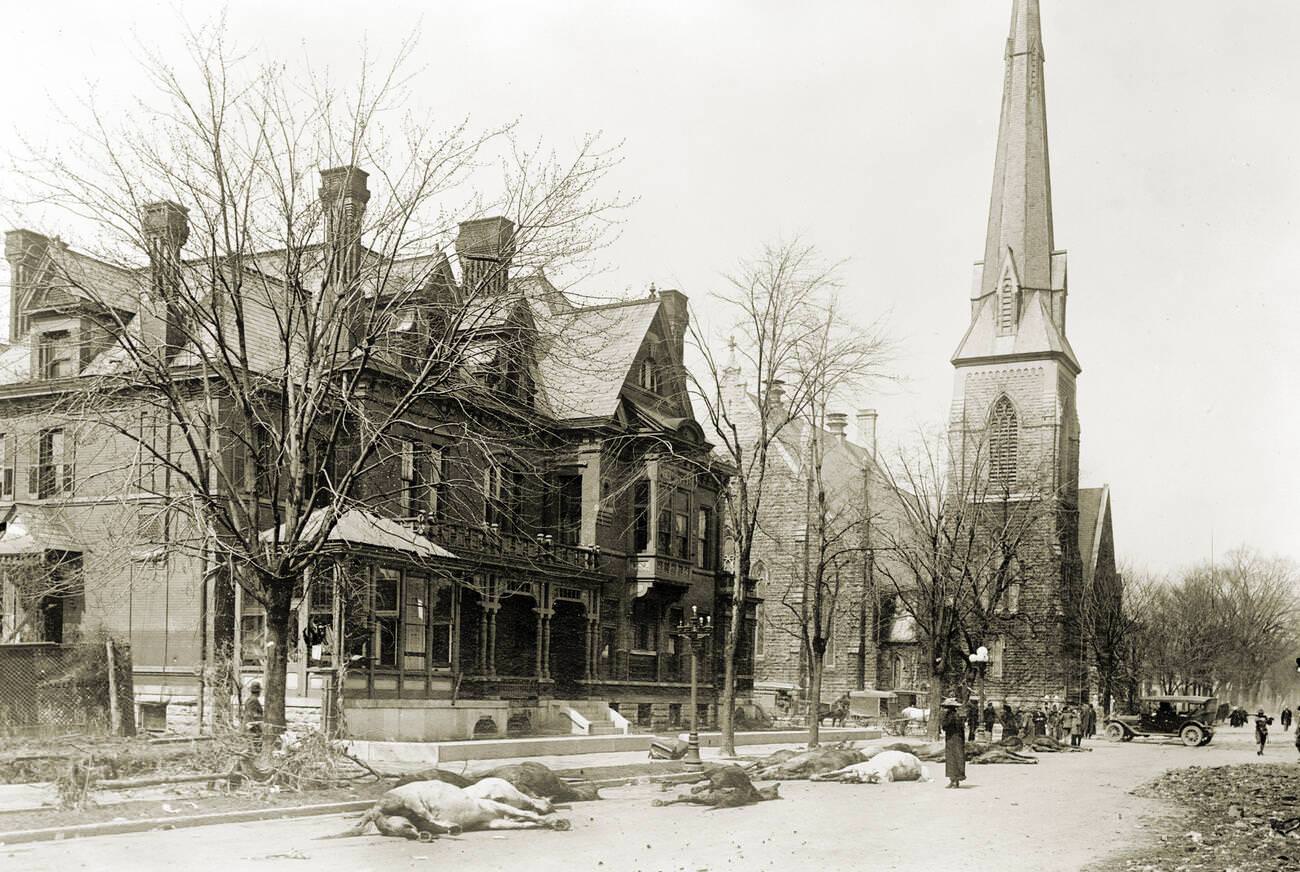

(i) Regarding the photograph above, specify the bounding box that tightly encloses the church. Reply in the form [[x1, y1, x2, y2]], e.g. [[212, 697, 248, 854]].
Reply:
[[947, 0, 1119, 706]]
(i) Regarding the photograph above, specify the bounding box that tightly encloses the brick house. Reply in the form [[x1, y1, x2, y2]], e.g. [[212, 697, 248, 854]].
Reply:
[[0, 167, 740, 738]]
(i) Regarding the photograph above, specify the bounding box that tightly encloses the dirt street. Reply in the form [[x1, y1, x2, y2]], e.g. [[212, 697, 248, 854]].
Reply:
[[3, 724, 1290, 872]]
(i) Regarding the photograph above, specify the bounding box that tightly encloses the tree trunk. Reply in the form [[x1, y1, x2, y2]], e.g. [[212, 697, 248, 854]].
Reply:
[[808, 649, 823, 747], [718, 574, 743, 757], [261, 581, 294, 756]]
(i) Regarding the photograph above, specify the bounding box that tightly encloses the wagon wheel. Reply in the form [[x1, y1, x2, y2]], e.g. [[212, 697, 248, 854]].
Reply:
[[1180, 724, 1204, 747]]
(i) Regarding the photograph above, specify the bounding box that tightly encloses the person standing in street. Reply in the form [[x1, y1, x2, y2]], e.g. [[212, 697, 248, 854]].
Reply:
[[1281, 707, 1292, 732], [1068, 706, 1084, 747], [1084, 702, 1097, 739], [1255, 709, 1270, 756], [983, 701, 996, 739], [941, 698, 966, 789]]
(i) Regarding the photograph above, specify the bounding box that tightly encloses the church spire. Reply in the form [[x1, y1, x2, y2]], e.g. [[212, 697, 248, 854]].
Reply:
[[981, 0, 1054, 296]]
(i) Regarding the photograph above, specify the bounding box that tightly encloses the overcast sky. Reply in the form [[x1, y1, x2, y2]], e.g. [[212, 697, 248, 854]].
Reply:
[[1, 0, 1297, 574]]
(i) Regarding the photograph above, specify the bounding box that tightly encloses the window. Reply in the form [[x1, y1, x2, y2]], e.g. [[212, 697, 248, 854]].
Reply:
[[402, 573, 428, 671], [989, 395, 1018, 488], [673, 512, 688, 559], [38, 330, 74, 379], [373, 568, 400, 667], [656, 507, 672, 553], [549, 474, 582, 546], [632, 479, 650, 552], [990, 636, 1005, 681], [997, 266, 1019, 335], [631, 600, 657, 652], [400, 441, 416, 514], [1008, 582, 1021, 615], [421, 447, 446, 517], [430, 581, 453, 666], [33, 428, 71, 498], [0, 433, 12, 498], [753, 561, 768, 658], [483, 464, 522, 531], [638, 358, 659, 393], [240, 589, 266, 665], [695, 507, 715, 569], [305, 580, 334, 667], [636, 703, 653, 726]]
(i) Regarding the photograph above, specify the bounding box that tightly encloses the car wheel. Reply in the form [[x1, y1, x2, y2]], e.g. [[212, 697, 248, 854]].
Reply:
[[1180, 724, 1204, 747], [1105, 722, 1126, 742]]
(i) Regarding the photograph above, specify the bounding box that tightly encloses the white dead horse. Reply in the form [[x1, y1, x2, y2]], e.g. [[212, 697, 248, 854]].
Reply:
[[464, 777, 555, 814], [809, 750, 931, 784], [321, 780, 570, 841]]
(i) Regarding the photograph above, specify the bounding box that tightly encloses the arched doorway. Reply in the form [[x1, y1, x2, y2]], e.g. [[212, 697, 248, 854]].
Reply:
[[550, 600, 587, 695], [495, 595, 537, 677]]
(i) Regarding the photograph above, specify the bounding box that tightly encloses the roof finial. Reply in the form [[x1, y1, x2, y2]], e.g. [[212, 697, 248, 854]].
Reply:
[[648, 281, 657, 298]]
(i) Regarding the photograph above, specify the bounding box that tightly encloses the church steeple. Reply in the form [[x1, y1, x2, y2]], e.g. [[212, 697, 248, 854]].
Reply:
[[981, 0, 1054, 297]]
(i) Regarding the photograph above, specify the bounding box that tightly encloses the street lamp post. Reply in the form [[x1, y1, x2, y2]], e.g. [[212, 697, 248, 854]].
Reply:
[[676, 607, 713, 768], [969, 646, 989, 741]]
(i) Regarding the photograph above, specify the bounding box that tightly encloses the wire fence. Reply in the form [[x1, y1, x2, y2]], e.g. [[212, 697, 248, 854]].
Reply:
[[0, 641, 135, 737]]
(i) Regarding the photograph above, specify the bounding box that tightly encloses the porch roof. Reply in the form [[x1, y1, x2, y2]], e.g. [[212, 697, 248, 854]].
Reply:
[[0, 504, 84, 557], [259, 508, 456, 560]]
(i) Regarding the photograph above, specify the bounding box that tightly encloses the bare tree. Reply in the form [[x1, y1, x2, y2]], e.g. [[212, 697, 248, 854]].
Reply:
[[872, 432, 1061, 739], [688, 240, 887, 754], [7, 23, 623, 740]]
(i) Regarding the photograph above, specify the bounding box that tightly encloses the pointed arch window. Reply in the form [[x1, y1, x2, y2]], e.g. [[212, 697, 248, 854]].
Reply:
[[989, 395, 1018, 488]]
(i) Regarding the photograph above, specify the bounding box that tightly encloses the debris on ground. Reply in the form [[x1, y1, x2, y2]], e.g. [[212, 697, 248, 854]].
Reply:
[[1116, 763, 1300, 871]]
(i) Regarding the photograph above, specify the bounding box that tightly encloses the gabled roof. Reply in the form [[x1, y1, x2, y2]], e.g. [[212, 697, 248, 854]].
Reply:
[[1078, 485, 1110, 586], [534, 297, 660, 421], [258, 508, 455, 560], [0, 504, 85, 555], [951, 289, 1080, 373]]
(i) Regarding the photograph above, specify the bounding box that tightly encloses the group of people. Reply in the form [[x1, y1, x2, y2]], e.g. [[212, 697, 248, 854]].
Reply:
[[965, 698, 1098, 746]]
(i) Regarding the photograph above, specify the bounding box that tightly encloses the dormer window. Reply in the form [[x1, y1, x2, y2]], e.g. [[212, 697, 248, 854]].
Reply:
[[639, 358, 659, 393], [38, 330, 74, 379]]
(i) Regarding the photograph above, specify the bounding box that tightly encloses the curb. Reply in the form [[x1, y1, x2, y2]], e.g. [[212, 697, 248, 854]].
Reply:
[[0, 800, 373, 846], [0, 763, 734, 846]]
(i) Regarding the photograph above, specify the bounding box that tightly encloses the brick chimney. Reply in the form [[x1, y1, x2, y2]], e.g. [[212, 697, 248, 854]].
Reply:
[[141, 201, 190, 360], [319, 166, 370, 293], [827, 412, 848, 442], [455, 217, 515, 296], [4, 229, 50, 340], [856, 409, 878, 460], [655, 288, 689, 361]]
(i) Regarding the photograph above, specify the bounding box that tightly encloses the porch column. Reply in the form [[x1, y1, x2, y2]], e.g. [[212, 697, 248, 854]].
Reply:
[[484, 601, 499, 678], [584, 616, 597, 680], [534, 608, 552, 680], [477, 604, 489, 674]]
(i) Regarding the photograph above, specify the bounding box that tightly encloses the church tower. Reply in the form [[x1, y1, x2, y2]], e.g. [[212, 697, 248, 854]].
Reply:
[[949, 0, 1085, 702]]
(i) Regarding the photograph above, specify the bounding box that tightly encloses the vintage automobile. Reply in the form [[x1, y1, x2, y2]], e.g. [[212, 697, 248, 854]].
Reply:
[[1104, 695, 1218, 746]]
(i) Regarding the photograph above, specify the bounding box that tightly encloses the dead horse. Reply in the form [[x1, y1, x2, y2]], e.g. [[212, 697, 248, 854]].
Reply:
[[319, 780, 571, 841], [654, 764, 780, 809]]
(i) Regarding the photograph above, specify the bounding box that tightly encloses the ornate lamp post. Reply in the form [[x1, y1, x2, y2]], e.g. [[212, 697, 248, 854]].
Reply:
[[676, 606, 713, 768], [969, 646, 989, 741]]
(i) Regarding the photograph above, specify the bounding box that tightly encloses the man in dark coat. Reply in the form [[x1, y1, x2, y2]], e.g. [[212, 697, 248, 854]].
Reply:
[[941, 698, 966, 789], [982, 701, 996, 738], [965, 698, 980, 741], [1281, 707, 1292, 732], [242, 680, 264, 751]]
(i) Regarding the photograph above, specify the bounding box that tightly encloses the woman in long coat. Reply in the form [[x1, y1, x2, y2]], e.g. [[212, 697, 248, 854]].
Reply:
[[940, 698, 966, 789]]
